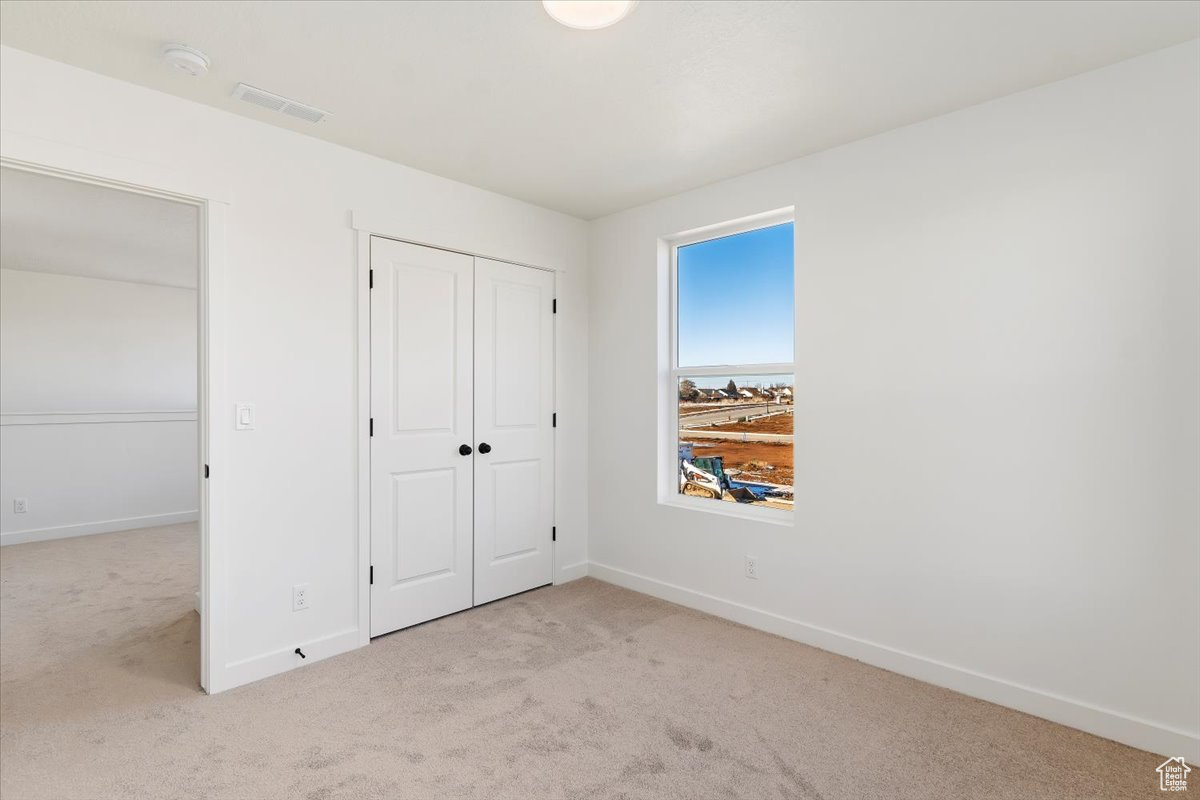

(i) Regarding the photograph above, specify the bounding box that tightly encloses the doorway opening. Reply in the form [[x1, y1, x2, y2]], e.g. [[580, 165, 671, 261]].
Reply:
[[0, 163, 215, 694]]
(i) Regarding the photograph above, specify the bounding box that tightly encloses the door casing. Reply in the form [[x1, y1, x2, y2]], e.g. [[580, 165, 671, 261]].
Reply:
[[0, 152, 228, 693], [357, 232, 558, 641]]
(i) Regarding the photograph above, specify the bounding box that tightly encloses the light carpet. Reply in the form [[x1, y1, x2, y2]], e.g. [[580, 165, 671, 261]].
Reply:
[[0, 524, 1166, 799]]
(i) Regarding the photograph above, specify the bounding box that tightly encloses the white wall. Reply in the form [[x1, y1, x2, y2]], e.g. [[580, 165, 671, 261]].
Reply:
[[1, 269, 196, 412], [588, 41, 1200, 760], [0, 45, 589, 691], [0, 268, 199, 543]]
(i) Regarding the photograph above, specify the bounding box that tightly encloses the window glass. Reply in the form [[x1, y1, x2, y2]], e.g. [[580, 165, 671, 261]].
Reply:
[[678, 374, 794, 509], [677, 222, 794, 368]]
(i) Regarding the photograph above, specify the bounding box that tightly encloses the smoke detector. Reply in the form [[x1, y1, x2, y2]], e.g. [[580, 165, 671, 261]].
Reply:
[[232, 83, 330, 124], [161, 43, 210, 77]]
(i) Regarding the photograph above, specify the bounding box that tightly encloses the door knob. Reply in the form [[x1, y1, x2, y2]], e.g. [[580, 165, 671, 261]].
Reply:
[[459, 444, 472, 456], [478, 442, 492, 454]]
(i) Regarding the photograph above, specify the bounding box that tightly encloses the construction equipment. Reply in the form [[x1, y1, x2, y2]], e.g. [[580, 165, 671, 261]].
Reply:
[[679, 444, 745, 500], [680, 444, 787, 503], [680, 456, 725, 499]]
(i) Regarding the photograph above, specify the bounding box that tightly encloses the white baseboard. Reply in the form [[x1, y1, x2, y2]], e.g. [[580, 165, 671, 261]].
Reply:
[[555, 560, 589, 584], [588, 561, 1200, 762], [1, 510, 199, 546], [213, 627, 362, 694]]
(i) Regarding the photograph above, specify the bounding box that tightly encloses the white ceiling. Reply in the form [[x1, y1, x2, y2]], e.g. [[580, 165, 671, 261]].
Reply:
[[0, 168, 199, 289], [0, 1, 1197, 219]]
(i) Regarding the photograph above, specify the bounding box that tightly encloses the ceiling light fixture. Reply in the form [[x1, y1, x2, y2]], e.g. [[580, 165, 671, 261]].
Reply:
[[543, 0, 638, 30], [161, 43, 210, 77]]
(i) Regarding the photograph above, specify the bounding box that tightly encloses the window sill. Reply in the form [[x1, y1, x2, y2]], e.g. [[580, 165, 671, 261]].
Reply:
[[659, 494, 794, 527]]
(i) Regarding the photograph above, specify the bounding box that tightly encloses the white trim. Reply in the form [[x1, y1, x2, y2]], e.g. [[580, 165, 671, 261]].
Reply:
[[1, 511, 199, 546], [0, 265, 196, 292], [351, 211, 559, 274], [659, 495, 793, 527], [666, 207, 795, 248], [0, 411, 197, 425], [0, 131, 232, 204], [356, 230, 565, 643], [588, 561, 1200, 762], [555, 560, 589, 583], [199, 199, 229, 694], [661, 209, 796, 522], [220, 627, 361, 691], [552, 269, 561, 583], [675, 363, 795, 378], [0, 151, 229, 695], [355, 231, 372, 648]]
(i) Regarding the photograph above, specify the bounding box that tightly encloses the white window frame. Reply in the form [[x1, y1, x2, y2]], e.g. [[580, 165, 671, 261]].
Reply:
[[660, 208, 795, 525]]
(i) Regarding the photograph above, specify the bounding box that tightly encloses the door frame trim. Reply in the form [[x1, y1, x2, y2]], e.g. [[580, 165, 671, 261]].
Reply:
[[355, 231, 372, 646], [0, 151, 230, 693], [353, 228, 559, 644]]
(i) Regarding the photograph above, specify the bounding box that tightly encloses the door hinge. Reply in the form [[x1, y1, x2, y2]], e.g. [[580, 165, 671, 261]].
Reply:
[[552, 526, 556, 542], [370, 565, 374, 585], [369, 269, 374, 289], [204, 464, 210, 479], [552, 412, 557, 428], [369, 417, 374, 437], [552, 298, 557, 314]]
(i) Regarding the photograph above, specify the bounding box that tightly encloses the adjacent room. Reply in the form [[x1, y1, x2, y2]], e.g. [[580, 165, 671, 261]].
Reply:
[[0, 1, 1196, 799], [0, 167, 202, 707]]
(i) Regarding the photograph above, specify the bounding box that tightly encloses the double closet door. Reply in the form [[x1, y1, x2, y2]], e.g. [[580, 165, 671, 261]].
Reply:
[[369, 237, 555, 637]]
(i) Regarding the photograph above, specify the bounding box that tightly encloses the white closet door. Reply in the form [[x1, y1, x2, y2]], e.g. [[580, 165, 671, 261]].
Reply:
[[472, 257, 555, 605], [370, 238, 474, 636]]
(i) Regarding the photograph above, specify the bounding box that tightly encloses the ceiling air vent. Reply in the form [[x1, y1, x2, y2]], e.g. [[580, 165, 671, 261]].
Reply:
[[232, 83, 329, 124]]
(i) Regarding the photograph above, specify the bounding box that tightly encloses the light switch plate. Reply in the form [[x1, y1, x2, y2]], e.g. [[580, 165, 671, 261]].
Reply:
[[235, 402, 255, 430]]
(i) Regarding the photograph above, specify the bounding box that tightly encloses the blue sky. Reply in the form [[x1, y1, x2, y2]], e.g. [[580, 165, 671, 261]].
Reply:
[[677, 222, 794, 370]]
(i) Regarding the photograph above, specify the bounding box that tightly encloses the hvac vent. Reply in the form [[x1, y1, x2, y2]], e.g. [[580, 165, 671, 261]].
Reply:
[[232, 83, 329, 124]]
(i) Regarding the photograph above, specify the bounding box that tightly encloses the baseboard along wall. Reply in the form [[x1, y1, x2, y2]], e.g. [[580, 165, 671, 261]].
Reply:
[[0, 510, 199, 546], [586, 561, 1200, 762]]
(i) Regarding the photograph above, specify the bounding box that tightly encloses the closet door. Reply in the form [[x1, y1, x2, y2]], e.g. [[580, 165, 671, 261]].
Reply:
[[473, 258, 555, 605], [370, 238, 474, 636]]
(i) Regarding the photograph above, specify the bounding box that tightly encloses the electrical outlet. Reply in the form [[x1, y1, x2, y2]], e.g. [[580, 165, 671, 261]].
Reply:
[[745, 556, 758, 580], [292, 583, 310, 611], [13, 498, 28, 514]]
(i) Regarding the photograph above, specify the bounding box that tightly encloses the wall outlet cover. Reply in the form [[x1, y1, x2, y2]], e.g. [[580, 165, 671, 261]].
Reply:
[[13, 498, 28, 514]]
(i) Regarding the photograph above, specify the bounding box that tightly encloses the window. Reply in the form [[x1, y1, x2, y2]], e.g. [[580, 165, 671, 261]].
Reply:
[[666, 214, 794, 519]]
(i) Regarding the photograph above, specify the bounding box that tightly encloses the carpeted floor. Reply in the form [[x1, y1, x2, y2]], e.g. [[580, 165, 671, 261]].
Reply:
[[0, 524, 1166, 799]]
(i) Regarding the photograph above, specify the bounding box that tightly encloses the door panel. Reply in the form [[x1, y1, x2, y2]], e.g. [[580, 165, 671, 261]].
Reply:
[[491, 283, 542, 428], [473, 258, 555, 605], [391, 264, 459, 433], [491, 459, 541, 561], [390, 468, 457, 583], [370, 238, 473, 636]]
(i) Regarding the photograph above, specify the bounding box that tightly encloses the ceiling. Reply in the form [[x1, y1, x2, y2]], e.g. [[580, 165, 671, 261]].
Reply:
[[0, 1, 1197, 219], [0, 167, 199, 289]]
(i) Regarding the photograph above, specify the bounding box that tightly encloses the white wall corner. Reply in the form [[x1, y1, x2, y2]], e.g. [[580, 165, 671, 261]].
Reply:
[[555, 561, 589, 584]]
